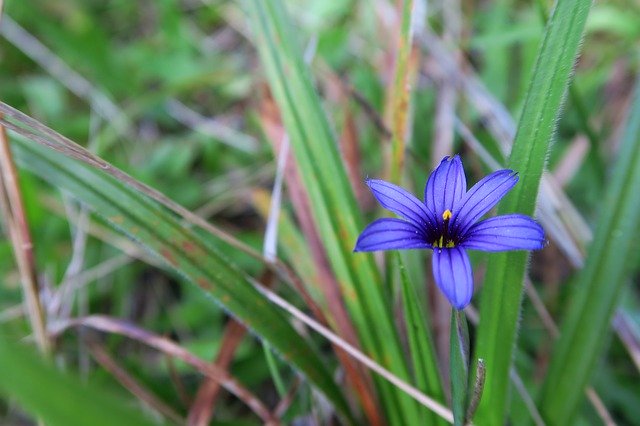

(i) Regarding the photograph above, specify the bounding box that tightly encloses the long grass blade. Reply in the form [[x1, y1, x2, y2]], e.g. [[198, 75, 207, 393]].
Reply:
[[472, 0, 592, 423], [246, 1, 422, 422], [398, 254, 446, 426], [10, 136, 353, 422], [539, 78, 640, 424]]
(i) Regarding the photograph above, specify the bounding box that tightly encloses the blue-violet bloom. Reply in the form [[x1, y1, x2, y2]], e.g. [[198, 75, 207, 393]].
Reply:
[[354, 155, 545, 310]]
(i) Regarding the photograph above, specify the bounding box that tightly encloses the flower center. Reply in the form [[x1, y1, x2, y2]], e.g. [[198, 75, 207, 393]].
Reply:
[[433, 209, 456, 249]]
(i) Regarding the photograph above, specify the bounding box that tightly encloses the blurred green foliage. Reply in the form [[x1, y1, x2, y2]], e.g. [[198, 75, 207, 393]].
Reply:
[[1, 0, 640, 424]]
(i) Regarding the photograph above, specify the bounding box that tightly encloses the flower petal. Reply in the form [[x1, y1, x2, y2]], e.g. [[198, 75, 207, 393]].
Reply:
[[424, 155, 466, 216], [366, 179, 436, 230], [431, 247, 473, 309], [451, 169, 518, 235], [354, 218, 431, 252], [460, 214, 545, 252]]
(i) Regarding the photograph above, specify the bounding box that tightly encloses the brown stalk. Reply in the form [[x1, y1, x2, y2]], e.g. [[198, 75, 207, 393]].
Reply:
[[87, 341, 185, 424], [187, 269, 276, 426], [0, 116, 49, 354], [50, 315, 278, 425], [187, 320, 247, 426], [258, 86, 383, 425]]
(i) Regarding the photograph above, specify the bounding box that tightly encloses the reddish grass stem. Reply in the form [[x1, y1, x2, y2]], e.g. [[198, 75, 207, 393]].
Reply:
[[0, 117, 49, 354]]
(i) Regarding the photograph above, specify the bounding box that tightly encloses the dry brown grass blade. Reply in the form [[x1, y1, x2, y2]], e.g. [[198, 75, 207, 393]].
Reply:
[[257, 90, 383, 425], [50, 315, 279, 424], [0, 117, 49, 354], [87, 342, 185, 424], [382, 0, 420, 184]]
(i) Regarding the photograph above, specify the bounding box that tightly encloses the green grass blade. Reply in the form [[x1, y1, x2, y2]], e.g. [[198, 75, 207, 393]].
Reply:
[[450, 311, 469, 426], [472, 0, 592, 423], [0, 331, 158, 426], [539, 79, 640, 424], [246, 1, 420, 422], [398, 254, 446, 426], [10, 137, 353, 422]]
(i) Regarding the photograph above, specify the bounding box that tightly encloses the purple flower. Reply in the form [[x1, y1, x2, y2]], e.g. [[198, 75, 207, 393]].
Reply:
[[354, 155, 545, 310]]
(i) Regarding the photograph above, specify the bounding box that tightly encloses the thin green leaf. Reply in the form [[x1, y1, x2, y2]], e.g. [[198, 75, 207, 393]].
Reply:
[[398, 254, 446, 426], [450, 310, 469, 426], [539, 78, 640, 424], [10, 137, 353, 423], [246, 1, 421, 423], [473, 0, 592, 423], [0, 331, 158, 426]]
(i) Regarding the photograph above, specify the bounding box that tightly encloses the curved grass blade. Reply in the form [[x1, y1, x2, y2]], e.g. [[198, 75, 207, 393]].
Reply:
[[539, 78, 640, 424], [10, 136, 353, 423], [246, 1, 420, 422], [0, 330, 158, 426], [472, 0, 592, 423]]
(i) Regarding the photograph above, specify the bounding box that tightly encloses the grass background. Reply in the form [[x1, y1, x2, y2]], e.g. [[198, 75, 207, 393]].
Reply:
[[1, 0, 639, 425]]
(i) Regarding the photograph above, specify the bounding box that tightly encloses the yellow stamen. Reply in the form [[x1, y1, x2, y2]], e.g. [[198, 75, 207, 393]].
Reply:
[[431, 209, 455, 248]]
